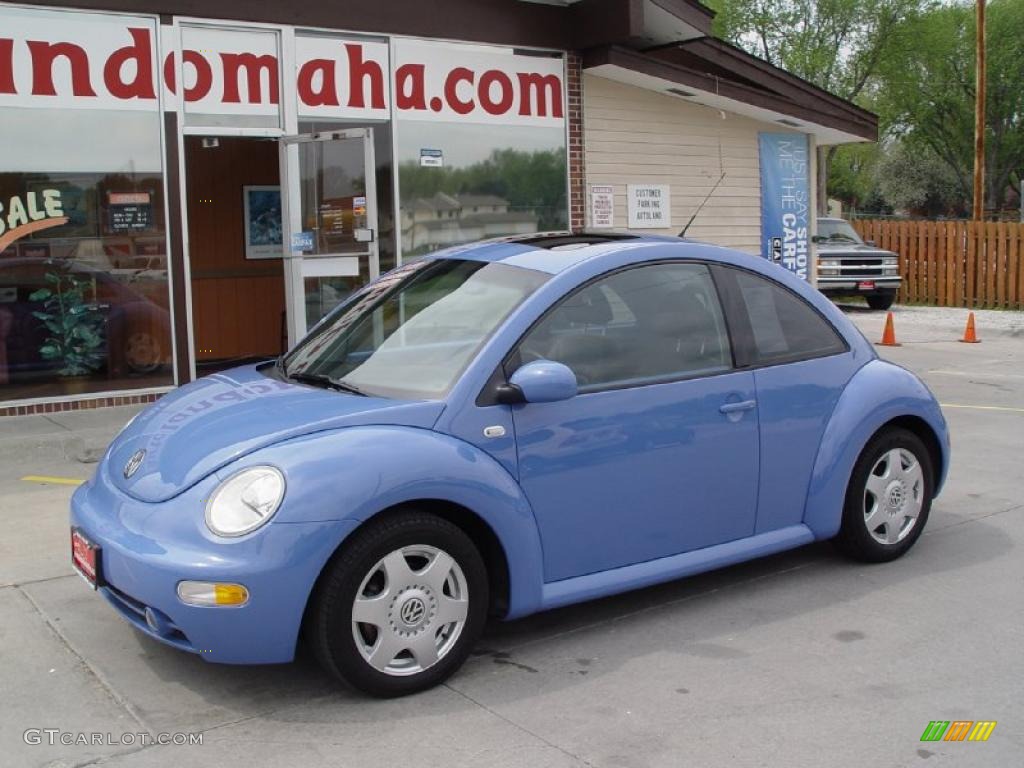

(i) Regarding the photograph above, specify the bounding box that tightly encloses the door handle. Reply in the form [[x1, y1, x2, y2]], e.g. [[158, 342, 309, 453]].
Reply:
[[719, 399, 757, 415]]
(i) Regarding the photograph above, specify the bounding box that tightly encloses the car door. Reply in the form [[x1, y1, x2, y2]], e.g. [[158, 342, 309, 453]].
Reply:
[[712, 265, 859, 534], [507, 262, 760, 582]]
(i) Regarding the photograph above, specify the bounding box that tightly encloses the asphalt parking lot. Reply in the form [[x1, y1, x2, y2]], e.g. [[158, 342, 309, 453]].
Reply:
[[1, 304, 1021, 768]]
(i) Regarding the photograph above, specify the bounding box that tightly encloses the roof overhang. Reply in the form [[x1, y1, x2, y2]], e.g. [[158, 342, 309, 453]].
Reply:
[[583, 44, 877, 144], [566, 0, 713, 49]]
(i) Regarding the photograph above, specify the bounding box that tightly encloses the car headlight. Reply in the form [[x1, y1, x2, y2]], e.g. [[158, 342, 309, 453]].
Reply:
[[819, 259, 840, 267], [205, 466, 285, 537]]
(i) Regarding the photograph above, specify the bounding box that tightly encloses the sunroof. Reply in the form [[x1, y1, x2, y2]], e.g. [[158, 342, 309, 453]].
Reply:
[[510, 232, 640, 250]]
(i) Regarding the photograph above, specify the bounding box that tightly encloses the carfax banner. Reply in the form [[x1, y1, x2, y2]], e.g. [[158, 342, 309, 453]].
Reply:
[[758, 132, 810, 281]]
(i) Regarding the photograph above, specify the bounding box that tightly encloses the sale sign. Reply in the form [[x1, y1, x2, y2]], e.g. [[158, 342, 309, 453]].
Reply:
[[0, 189, 68, 252]]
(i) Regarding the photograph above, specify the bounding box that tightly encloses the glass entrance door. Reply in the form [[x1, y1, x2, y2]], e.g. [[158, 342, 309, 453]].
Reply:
[[280, 128, 378, 344]]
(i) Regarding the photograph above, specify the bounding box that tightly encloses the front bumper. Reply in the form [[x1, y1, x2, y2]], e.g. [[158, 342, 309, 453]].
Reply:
[[817, 277, 901, 293], [70, 464, 359, 664]]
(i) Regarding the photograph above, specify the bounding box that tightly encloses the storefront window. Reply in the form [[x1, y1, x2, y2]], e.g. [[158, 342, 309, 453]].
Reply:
[[0, 12, 172, 402], [394, 41, 568, 259]]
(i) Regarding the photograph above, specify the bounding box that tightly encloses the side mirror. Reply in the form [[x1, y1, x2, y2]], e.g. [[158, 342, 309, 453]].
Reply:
[[811, 234, 826, 243], [864, 239, 877, 247], [502, 360, 578, 404]]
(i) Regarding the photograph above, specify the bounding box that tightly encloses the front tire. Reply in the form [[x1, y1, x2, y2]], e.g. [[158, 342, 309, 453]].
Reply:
[[834, 428, 933, 562], [308, 510, 488, 697], [866, 293, 895, 310]]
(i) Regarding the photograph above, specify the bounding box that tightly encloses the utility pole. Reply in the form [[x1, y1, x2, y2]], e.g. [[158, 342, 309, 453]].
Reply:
[[972, 0, 986, 220]]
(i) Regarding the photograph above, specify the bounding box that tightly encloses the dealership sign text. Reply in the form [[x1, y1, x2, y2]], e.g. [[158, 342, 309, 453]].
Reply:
[[0, 12, 564, 126]]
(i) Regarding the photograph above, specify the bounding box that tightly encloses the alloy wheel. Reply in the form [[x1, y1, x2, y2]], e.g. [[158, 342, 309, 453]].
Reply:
[[350, 545, 469, 676], [863, 447, 925, 545]]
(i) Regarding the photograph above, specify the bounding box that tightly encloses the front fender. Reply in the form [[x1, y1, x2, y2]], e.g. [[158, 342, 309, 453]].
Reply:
[[803, 360, 949, 539], [237, 426, 545, 619]]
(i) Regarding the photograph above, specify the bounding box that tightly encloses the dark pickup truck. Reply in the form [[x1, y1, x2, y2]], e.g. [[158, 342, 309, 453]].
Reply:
[[815, 218, 901, 310]]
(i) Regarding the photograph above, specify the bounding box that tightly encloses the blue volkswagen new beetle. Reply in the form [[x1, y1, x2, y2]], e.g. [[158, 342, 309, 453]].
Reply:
[[71, 233, 948, 696]]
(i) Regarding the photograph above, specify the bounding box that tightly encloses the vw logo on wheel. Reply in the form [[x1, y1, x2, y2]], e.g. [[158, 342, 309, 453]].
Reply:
[[123, 449, 146, 479], [399, 597, 426, 626]]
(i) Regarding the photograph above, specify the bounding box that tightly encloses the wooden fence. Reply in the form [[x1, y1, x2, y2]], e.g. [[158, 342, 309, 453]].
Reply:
[[851, 219, 1024, 310]]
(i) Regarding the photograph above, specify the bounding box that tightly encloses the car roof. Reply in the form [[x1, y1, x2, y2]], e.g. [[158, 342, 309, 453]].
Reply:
[[429, 231, 707, 275]]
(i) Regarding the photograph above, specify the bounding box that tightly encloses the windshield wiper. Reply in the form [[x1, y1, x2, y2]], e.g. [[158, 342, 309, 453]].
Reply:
[[287, 371, 367, 396]]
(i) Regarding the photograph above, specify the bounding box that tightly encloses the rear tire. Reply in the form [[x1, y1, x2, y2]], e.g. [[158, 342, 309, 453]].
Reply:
[[308, 510, 488, 697], [866, 294, 895, 311], [834, 428, 933, 562]]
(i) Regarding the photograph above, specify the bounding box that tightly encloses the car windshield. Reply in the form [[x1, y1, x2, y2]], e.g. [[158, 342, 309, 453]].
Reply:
[[817, 219, 864, 243], [282, 258, 548, 400]]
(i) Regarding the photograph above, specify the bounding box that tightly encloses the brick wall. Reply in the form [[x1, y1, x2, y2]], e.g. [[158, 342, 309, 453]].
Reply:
[[567, 52, 585, 230], [0, 392, 163, 418]]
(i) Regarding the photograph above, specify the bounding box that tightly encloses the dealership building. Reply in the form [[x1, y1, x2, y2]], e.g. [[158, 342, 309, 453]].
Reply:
[[0, 0, 876, 414]]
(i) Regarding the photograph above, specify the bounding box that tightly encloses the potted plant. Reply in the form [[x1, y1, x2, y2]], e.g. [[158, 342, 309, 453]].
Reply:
[[30, 270, 106, 394]]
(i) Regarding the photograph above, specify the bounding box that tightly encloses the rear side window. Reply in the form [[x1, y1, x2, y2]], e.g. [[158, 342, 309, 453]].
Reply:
[[730, 269, 846, 365]]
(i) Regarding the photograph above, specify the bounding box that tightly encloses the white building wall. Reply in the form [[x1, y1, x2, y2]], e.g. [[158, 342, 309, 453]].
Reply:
[[584, 74, 810, 256]]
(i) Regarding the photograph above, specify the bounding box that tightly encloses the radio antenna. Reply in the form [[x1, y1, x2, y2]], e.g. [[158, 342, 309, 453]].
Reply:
[[680, 138, 726, 239], [679, 172, 726, 239]]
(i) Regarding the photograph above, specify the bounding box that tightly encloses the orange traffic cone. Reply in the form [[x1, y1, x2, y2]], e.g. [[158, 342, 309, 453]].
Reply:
[[960, 311, 981, 343], [878, 311, 900, 346]]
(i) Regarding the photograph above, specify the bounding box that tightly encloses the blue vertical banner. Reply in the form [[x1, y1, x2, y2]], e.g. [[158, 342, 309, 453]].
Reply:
[[758, 133, 810, 280]]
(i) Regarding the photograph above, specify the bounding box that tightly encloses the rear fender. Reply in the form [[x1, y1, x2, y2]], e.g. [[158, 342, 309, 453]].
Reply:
[[803, 360, 949, 539]]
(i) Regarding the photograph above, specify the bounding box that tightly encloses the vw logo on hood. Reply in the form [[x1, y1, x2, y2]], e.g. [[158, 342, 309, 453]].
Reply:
[[123, 449, 146, 479]]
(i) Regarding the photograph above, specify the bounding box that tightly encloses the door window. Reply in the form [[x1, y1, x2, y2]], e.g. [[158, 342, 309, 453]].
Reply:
[[728, 269, 846, 365], [281, 129, 380, 338], [512, 263, 732, 390]]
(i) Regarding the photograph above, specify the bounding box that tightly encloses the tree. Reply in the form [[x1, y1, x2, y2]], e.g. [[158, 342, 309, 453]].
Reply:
[[827, 142, 883, 213], [874, 141, 963, 216], [708, 0, 922, 101], [706, 0, 927, 213], [876, 0, 1023, 211]]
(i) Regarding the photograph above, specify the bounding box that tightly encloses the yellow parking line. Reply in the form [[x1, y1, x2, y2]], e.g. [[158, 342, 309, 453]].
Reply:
[[940, 404, 1024, 413], [20, 475, 84, 486]]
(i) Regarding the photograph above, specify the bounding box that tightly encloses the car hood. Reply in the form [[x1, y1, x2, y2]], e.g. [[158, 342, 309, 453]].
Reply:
[[817, 242, 897, 258], [106, 364, 445, 503]]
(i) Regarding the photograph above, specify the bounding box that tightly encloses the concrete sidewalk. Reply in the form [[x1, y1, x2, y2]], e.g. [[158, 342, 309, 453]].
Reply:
[[0, 404, 143, 465]]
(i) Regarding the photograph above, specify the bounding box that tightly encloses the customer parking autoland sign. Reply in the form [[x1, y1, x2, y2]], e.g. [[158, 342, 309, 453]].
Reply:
[[627, 184, 670, 229]]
